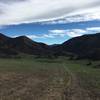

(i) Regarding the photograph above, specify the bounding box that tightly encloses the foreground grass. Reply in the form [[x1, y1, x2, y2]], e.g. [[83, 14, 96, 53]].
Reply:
[[0, 57, 68, 100], [63, 59, 100, 99], [0, 57, 100, 100]]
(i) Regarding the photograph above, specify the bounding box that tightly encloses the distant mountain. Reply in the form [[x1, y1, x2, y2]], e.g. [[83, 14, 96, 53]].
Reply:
[[0, 33, 17, 56], [0, 33, 100, 60], [0, 33, 51, 57], [11, 36, 51, 56], [58, 33, 100, 60]]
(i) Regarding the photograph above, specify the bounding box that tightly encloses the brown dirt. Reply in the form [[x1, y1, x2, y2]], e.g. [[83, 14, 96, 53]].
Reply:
[[0, 68, 67, 100], [0, 64, 99, 100]]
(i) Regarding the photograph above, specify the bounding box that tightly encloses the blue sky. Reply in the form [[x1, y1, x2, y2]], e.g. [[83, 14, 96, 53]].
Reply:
[[0, 0, 100, 44]]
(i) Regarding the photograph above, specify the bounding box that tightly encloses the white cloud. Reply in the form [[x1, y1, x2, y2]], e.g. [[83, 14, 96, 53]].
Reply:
[[0, 0, 100, 25], [26, 35, 41, 39], [66, 27, 100, 37], [28, 27, 100, 39], [28, 29, 86, 39], [87, 27, 100, 32], [42, 11, 100, 24], [48, 29, 87, 37], [49, 30, 67, 37], [66, 29, 86, 37], [50, 30, 66, 34], [11, 27, 100, 41]]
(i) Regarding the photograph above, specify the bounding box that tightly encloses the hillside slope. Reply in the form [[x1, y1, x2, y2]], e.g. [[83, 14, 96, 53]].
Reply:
[[59, 33, 100, 60], [0, 33, 100, 60], [0, 33, 51, 57]]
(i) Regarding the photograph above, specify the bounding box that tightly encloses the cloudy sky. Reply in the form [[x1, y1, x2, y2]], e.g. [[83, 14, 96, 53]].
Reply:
[[0, 0, 100, 44]]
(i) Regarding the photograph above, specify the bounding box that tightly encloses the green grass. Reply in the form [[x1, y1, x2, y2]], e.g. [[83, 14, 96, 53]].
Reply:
[[0, 57, 100, 99], [0, 57, 100, 89], [0, 57, 63, 72], [0, 57, 69, 100], [63, 59, 100, 93]]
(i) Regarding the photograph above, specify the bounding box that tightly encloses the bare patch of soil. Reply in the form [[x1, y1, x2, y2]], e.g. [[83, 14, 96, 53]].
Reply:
[[0, 68, 67, 100]]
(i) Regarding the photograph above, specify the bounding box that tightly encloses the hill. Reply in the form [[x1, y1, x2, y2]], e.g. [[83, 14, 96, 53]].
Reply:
[[58, 33, 100, 60], [0, 33, 100, 60], [0, 33, 51, 57]]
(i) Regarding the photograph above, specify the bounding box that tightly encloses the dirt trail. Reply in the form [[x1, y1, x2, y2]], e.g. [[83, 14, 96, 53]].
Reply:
[[62, 63, 92, 100], [65, 72, 91, 100]]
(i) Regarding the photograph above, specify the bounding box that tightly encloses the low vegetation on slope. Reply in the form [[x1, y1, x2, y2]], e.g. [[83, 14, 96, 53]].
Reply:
[[0, 33, 100, 60]]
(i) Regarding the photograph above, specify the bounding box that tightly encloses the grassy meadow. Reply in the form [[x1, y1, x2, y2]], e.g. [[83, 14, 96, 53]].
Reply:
[[0, 56, 100, 100]]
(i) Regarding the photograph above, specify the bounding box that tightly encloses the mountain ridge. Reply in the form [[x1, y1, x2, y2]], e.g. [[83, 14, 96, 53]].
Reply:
[[0, 33, 100, 60]]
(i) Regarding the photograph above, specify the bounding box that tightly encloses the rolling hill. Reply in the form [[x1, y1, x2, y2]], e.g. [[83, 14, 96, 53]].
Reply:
[[0, 33, 51, 57], [60, 33, 100, 60], [0, 33, 100, 60]]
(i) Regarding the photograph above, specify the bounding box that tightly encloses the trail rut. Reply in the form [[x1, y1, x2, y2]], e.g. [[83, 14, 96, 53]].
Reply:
[[63, 63, 99, 100]]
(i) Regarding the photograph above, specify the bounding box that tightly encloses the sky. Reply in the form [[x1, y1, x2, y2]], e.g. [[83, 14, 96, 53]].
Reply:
[[0, 0, 100, 44]]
